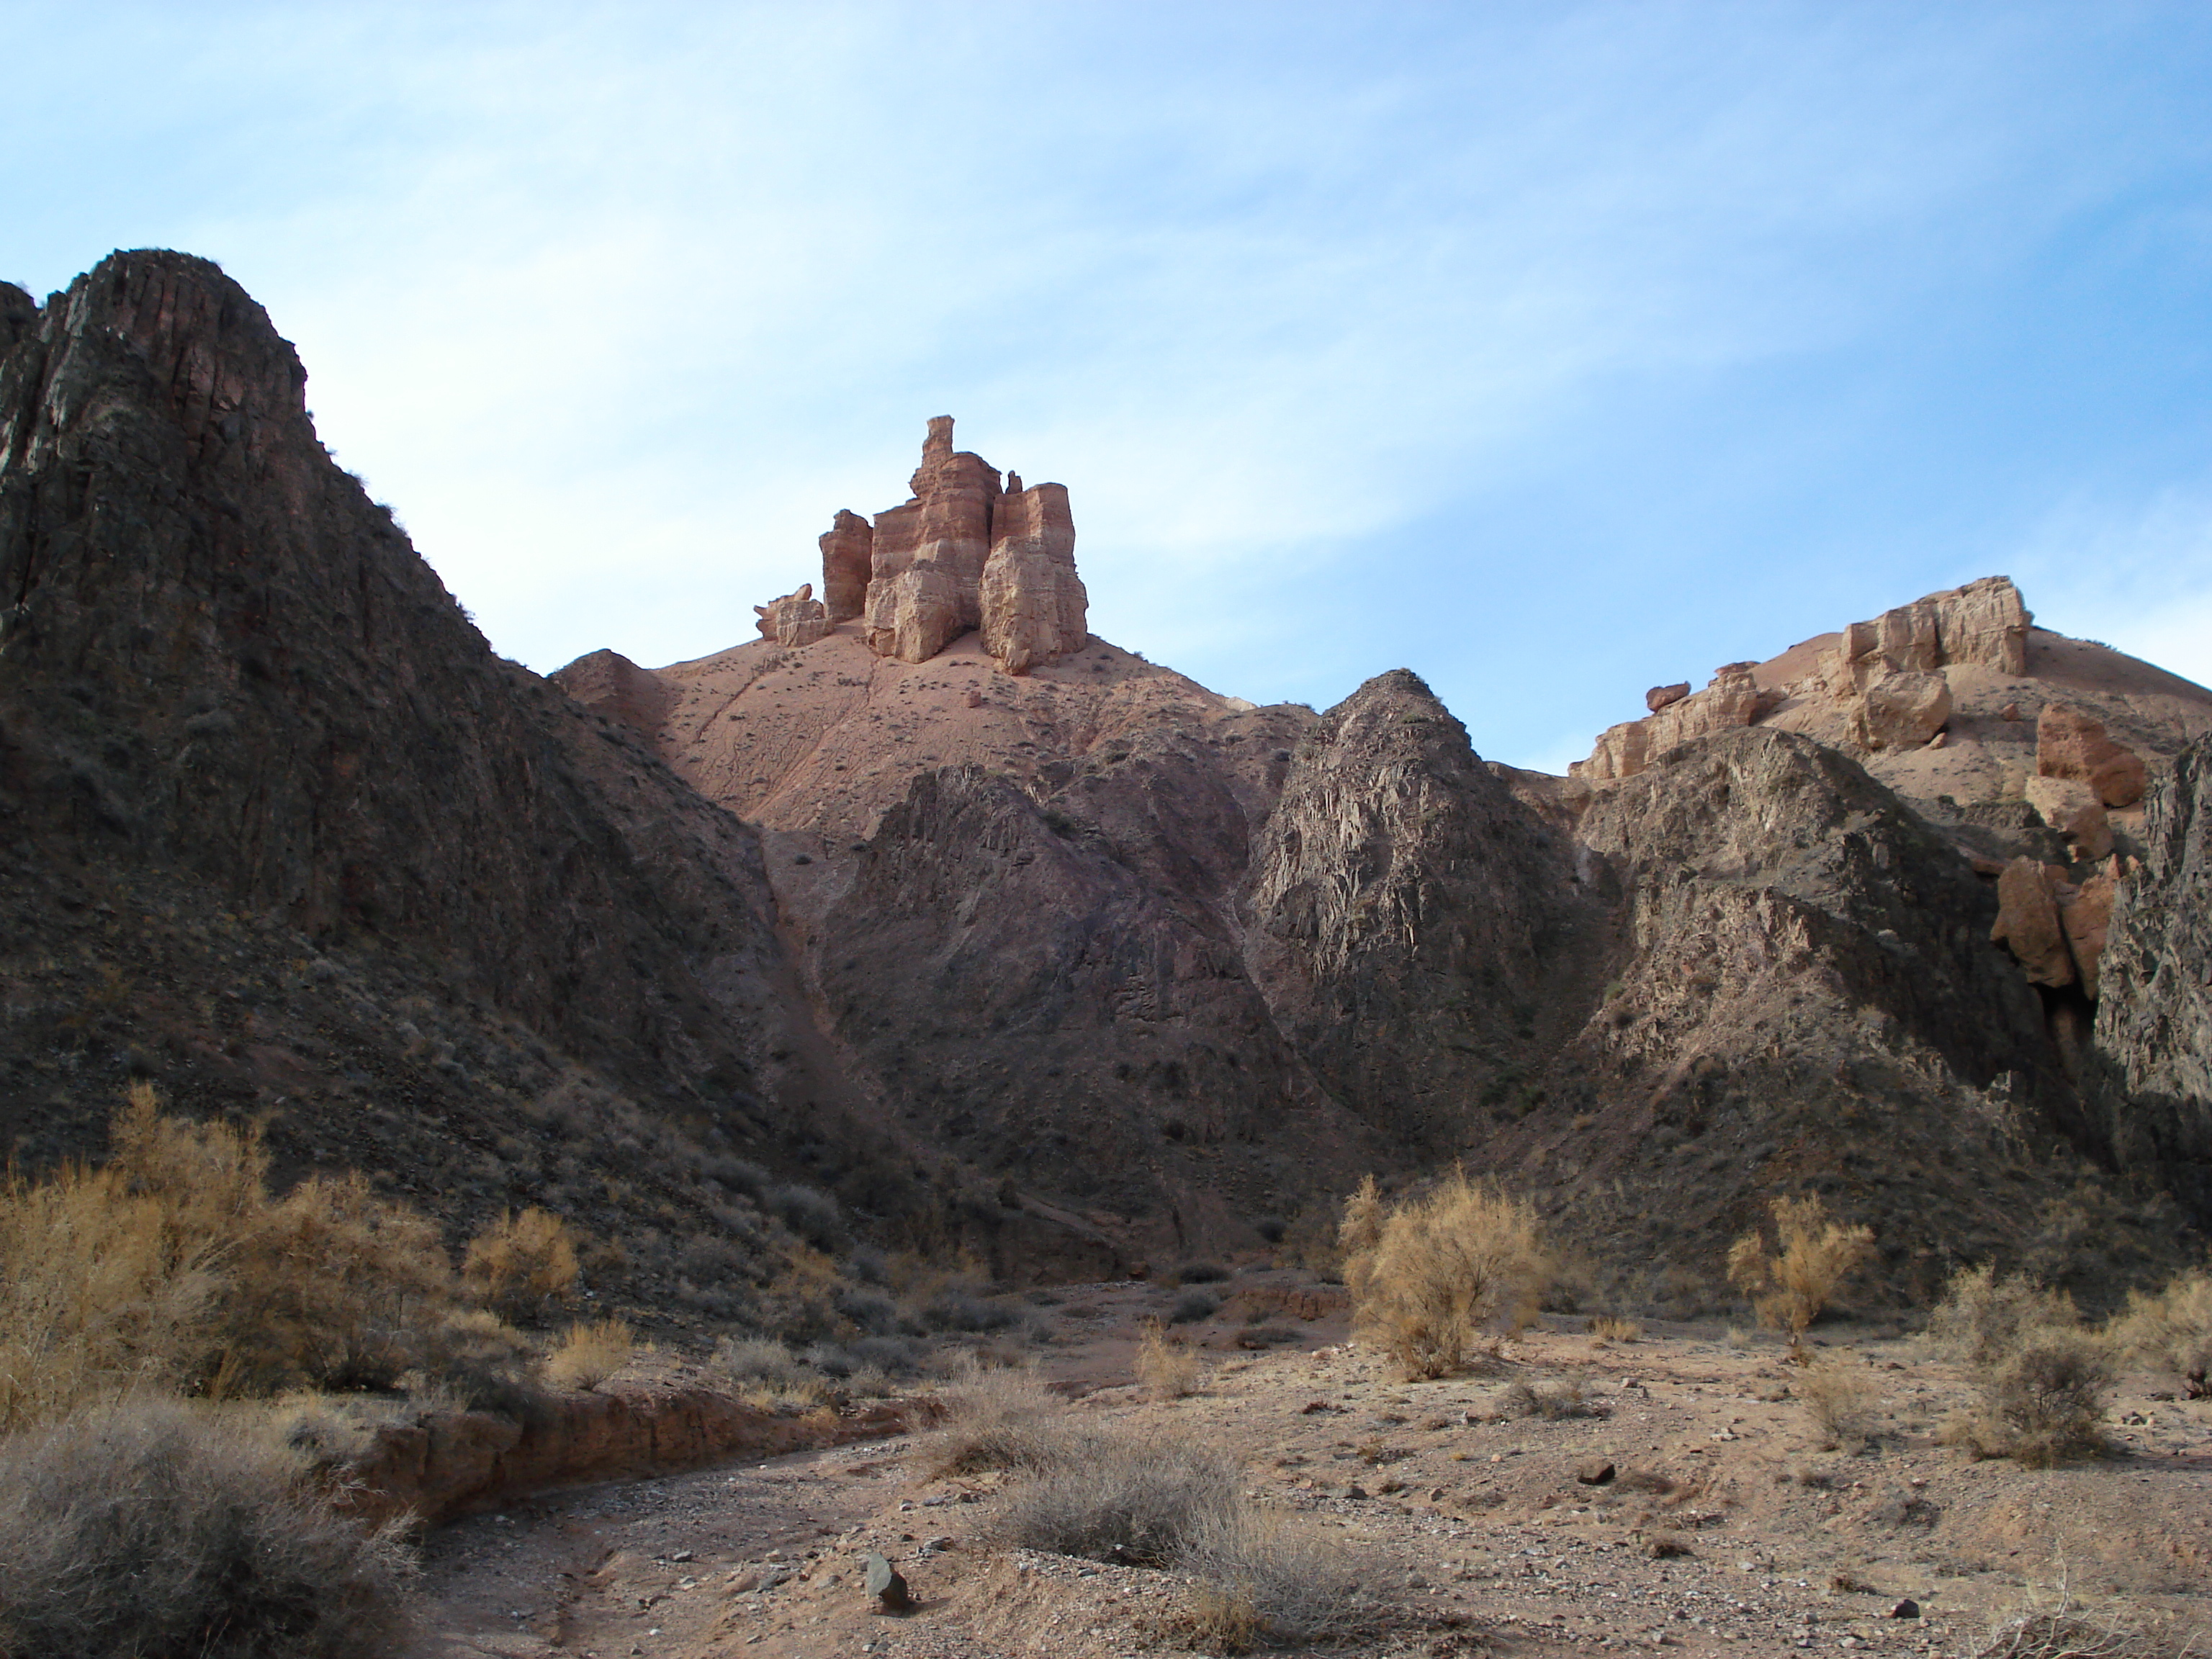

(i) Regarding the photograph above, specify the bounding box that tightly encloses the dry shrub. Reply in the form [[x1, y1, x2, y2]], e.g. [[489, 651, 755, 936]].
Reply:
[[1727, 1194, 1874, 1344], [926, 1362, 1075, 1475], [544, 1318, 634, 1391], [2112, 1267, 2212, 1399], [971, 1378, 1369, 1651], [1931, 1266, 2113, 1466], [1588, 1315, 1642, 1342], [1137, 1318, 1204, 1400], [1340, 1169, 1549, 1380], [1498, 1378, 1604, 1420], [1645, 1530, 1693, 1559], [1799, 1354, 1884, 1452], [0, 1087, 516, 1428], [1972, 1587, 2199, 1659], [997, 1432, 1241, 1567], [462, 1208, 580, 1321], [1173, 1503, 1367, 1651], [712, 1335, 830, 1408], [0, 1397, 415, 1658]]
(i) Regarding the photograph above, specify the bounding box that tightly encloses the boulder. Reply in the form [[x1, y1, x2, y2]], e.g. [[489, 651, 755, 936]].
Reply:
[[755, 583, 829, 648], [1857, 667, 1953, 750], [2038, 703, 2149, 808], [2023, 775, 2112, 860], [2059, 874, 2117, 1002], [818, 510, 873, 624], [1646, 682, 1691, 713], [1990, 857, 2075, 987], [863, 1551, 911, 1612], [979, 482, 1087, 674]]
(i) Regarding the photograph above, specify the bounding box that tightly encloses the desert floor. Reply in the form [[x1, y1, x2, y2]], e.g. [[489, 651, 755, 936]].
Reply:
[[415, 1270, 2211, 1658]]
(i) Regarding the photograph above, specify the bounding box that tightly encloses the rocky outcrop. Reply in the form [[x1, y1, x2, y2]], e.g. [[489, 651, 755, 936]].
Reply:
[[1646, 682, 1691, 712], [790, 418, 1087, 673], [818, 510, 873, 623], [1825, 575, 2030, 685], [2094, 734, 2212, 1208], [979, 482, 1087, 674], [755, 583, 829, 647], [1577, 662, 1774, 781], [2038, 703, 2148, 808], [1244, 671, 1606, 1148], [1575, 577, 2033, 781]]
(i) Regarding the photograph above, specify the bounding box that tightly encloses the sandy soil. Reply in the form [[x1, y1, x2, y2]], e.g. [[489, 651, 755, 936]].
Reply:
[[415, 1272, 2211, 1658]]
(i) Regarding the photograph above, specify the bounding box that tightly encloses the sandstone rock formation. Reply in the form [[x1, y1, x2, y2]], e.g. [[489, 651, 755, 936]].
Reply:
[[979, 482, 1087, 674], [763, 418, 1089, 673], [1646, 682, 1691, 712], [818, 510, 873, 623], [2060, 873, 2116, 1003], [1824, 575, 2030, 686], [1991, 858, 2075, 988], [2024, 775, 2113, 860], [755, 583, 829, 647], [2038, 703, 2148, 808], [1577, 662, 1774, 781]]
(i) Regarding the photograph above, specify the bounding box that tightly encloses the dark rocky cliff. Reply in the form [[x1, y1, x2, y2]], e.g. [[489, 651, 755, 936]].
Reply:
[[0, 253, 929, 1327], [2094, 734, 2212, 1212]]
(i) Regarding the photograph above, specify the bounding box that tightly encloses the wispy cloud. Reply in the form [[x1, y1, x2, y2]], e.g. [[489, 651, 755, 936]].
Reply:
[[7, 1, 2211, 768]]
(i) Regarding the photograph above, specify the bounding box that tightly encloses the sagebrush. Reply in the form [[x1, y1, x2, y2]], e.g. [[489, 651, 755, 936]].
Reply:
[[0, 1398, 415, 1659], [544, 1318, 634, 1391], [2112, 1267, 2212, 1400], [1339, 1169, 1549, 1379]]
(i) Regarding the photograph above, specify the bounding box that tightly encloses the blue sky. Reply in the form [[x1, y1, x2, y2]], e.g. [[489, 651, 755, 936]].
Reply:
[[7, 1, 2211, 770]]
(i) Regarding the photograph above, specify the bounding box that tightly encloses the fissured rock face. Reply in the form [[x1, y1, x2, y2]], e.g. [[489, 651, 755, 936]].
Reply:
[[1244, 670, 1605, 1150], [2095, 734, 2212, 1210], [0, 251, 928, 1310]]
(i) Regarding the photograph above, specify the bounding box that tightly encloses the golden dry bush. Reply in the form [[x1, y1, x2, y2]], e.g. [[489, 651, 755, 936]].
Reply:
[[0, 1086, 529, 1426], [1727, 1194, 1874, 1344], [0, 1154, 223, 1432], [1587, 1315, 1642, 1343], [220, 1172, 460, 1394], [462, 1208, 580, 1321], [1136, 1317, 1202, 1401], [2111, 1267, 2212, 1399], [544, 1318, 634, 1391], [1341, 1168, 1550, 1380]]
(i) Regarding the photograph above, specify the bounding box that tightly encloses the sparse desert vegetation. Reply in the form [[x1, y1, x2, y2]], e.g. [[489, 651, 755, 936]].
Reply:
[[1726, 1192, 1876, 1349], [1339, 1169, 1551, 1378]]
